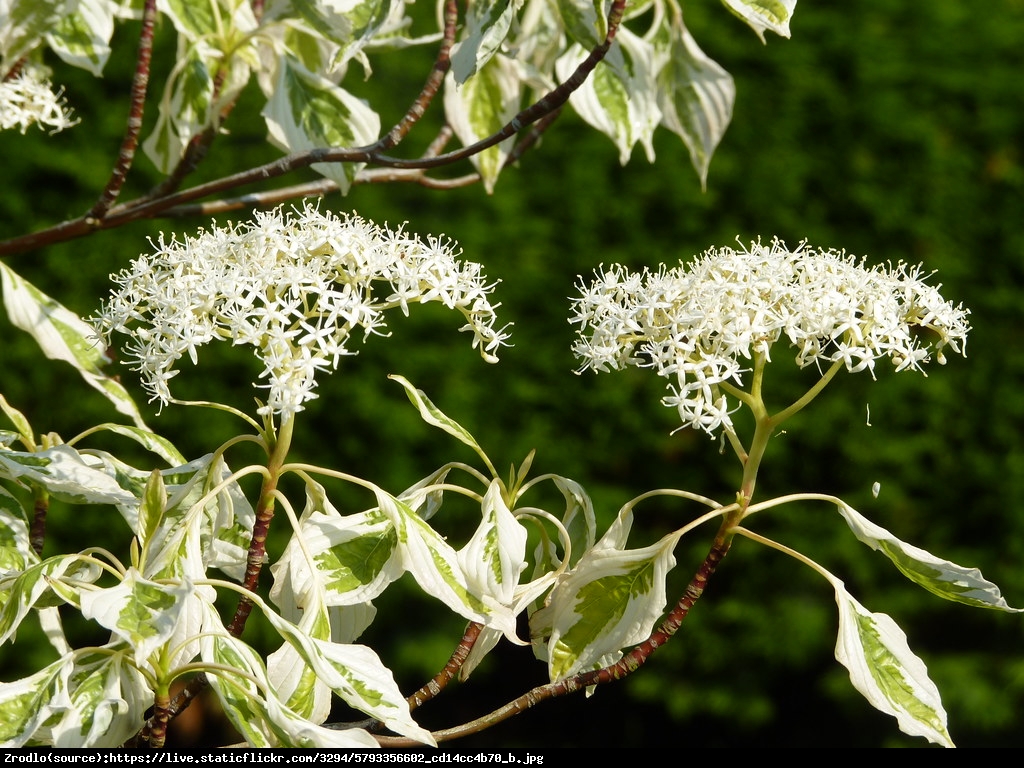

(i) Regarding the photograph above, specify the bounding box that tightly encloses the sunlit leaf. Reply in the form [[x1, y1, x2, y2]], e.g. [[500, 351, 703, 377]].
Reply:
[[720, 0, 797, 42]]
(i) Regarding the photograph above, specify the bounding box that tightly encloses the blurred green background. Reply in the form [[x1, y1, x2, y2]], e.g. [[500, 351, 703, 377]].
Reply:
[[3, 0, 1024, 748]]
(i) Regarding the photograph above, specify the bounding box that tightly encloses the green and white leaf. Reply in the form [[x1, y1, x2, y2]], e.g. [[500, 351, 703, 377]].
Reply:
[[79, 568, 196, 667], [655, 16, 735, 189], [83, 424, 186, 468], [545, 524, 680, 681], [551, 475, 596, 568], [197, 600, 380, 747], [830, 577, 954, 747], [556, 28, 661, 165], [390, 375, 488, 460], [450, 0, 522, 83], [0, 394, 33, 449], [0, 486, 33, 574], [376, 489, 518, 640], [720, 0, 797, 42], [0, 0, 66, 65], [269, 479, 400, 629], [0, 656, 72, 747], [443, 52, 521, 193], [836, 500, 1022, 612], [40, 649, 150, 747], [0, 444, 137, 506], [0, 262, 147, 428], [262, 56, 380, 194], [46, 0, 116, 76], [458, 480, 527, 607], [0, 555, 102, 645], [555, 0, 608, 49]]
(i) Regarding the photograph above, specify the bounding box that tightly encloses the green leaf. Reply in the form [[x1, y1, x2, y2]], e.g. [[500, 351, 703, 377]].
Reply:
[[831, 580, 954, 747], [0, 262, 147, 428], [262, 57, 380, 194], [720, 0, 797, 42], [836, 500, 1022, 612], [545, 525, 679, 680], [655, 17, 735, 190]]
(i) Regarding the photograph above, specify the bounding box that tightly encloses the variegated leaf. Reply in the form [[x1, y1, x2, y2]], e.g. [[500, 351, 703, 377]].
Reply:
[[79, 568, 196, 666], [545, 524, 679, 681], [0, 262, 147, 428], [721, 0, 797, 42], [0, 656, 71, 747], [555, 0, 608, 49], [556, 28, 661, 165], [443, 52, 521, 193], [262, 57, 380, 193], [0, 443, 137, 506], [831, 578, 954, 747], [450, 0, 522, 83], [458, 480, 528, 607], [836, 500, 1022, 612], [0, 555, 102, 645], [389, 375, 488, 460], [0, 486, 33, 573], [45, 0, 116, 76], [0, 0, 67, 65], [655, 17, 735, 189]]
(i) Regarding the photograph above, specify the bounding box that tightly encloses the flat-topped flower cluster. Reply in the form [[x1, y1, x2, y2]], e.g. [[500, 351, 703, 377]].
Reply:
[[0, 64, 77, 134], [570, 238, 970, 435], [94, 203, 510, 418]]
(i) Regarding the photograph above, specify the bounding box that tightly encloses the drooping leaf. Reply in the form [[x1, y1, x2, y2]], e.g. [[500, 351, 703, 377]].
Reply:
[[831, 579, 954, 747], [0, 262, 147, 428], [836, 500, 1022, 612], [262, 56, 380, 193], [655, 16, 735, 189], [0, 0, 66, 65], [544, 524, 679, 680], [458, 480, 528, 607], [0, 656, 72, 747], [0, 555, 102, 645], [46, 0, 116, 76], [450, 0, 522, 83], [0, 443, 137, 506], [720, 0, 797, 42], [443, 52, 521, 192]]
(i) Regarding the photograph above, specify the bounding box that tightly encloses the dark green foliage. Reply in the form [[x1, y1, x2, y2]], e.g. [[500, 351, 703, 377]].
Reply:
[[2, 0, 1023, 747]]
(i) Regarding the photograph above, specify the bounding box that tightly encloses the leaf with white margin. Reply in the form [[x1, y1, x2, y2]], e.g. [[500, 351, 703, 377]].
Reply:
[[720, 0, 797, 42], [0, 486, 33, 573], [0, 262, 147, 428], [450, 0, 523, 83], [836, 500, 1022, 612], [555, 0, 608, 49], [376, 488, 518, 641], [270, 481, 402, 619], [443, 52, 521, 193], [458, 480, 528, 607], [390, 375, 488, 461], [0, 0, 65, 65], [79, 568, 196, 667], [655, 16, 735, 190], [556, 27, 661, 165], [828, 576, 953, 747], [86, 424, 187, 468], [41, 649, 150, 748], [0, 555, 103, 645], [0, 655, 71, 747], [545, 523, 680, 681], [262, 57, 380, 194], [197, 600, 380, 748], [274, 0, 404, 70], [551, 475, 596, 569], [46, 0, 116, 76], [0, 444, 137, 506]]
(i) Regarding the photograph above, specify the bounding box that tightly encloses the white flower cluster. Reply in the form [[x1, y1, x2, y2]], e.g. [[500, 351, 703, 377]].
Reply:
[[0, 65, 78, 134], [570, 238, 970, 435], [95, 203, 510, 418]]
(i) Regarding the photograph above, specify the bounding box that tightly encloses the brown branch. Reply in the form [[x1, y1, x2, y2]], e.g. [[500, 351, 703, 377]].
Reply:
[[408, 622, 484, 712], [88, 0, 158, 220], [377, 520, 734, 747], [378, 0, 458, 151], [29, 491, 48, 557]]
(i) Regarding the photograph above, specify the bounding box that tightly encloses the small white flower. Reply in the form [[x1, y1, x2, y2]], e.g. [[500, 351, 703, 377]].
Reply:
[[0, 64, 78, 134], [570, 238, 970, 436], [94, 203, 511, 419]]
